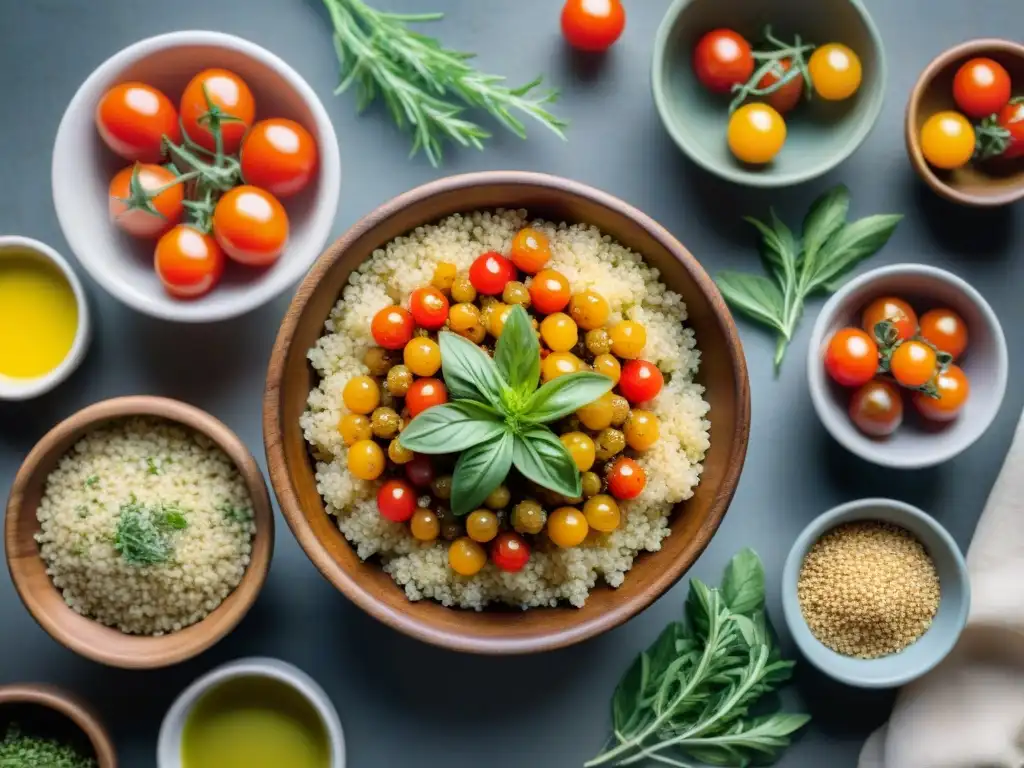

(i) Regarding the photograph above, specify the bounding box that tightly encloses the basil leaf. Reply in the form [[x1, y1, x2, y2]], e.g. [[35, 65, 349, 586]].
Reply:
[[450, 431, 512, 516], [511, 428, 581, 497], [721, 547, 765, 616], [398, 401, 505, 454], [745, 211, 797, 286], [800, 185, 849, 277], [806, 214, 903, 293], [438, 331, 505, 408], [494, 305, 540, 397], [715, 272, 787, 334], [522, 371, 614, 424]]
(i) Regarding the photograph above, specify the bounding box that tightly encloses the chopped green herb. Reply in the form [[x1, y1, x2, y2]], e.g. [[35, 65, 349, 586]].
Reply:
[[0, 723, 95, 768], [113, 500, 189, 566], [75, 505, 89, 519], [217, 503, 253, 524], [146, 457, 161, 475], [84, 475, 99, 488]]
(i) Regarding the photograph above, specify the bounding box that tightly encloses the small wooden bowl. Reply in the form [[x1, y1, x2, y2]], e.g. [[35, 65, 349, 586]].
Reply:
[[0, 683, 117, 767], [906, 39, 1024, 206], [5, 396, 274, 669], [264, 171, 751, 654]]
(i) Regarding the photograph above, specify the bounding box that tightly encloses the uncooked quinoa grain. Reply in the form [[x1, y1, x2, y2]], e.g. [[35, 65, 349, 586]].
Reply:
[[797, 521, 940, 659], [302, 209, 711, 610], [35, 417, 256, 635]]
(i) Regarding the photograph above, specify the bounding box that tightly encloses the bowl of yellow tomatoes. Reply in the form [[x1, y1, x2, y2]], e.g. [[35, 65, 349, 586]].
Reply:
[[652, 0, 886, 187]]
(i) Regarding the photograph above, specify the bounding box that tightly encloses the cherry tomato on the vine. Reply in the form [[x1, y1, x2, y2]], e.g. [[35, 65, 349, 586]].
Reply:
[[953, 58, 1011, 119], [240, 118, 318, 198], [920, 112, 975, 170], [890, 340, 937, 388], [377, 479, 417, 522], [491, 532, 530, 573], [918, 308, 968, 360], [529, 269, 572, 315], [179, 68, 255, 154], [96, 82, 181, 163], [693, 29, 754, 94], [154, 225, 225, 299], [406, 378, 448, 417], [408, 286, 449, 330], [848, 379, 903, 437], [371, 306, 415, 350], [618, 360, 664, 404], [607, 456, 646, 500], [824, 328, 878, 387], [913, 364, 970, 421], [758, 58, 803, 114], [727, 103, 786, 165], [109, 164, 184, 239], [860, 296, 918, 343], [560, 0, 626, 52], [212, 185, 289, 267], [808, 43, 862, 101], [469, 251, 517, 296], [992, 100, 1024, 160]]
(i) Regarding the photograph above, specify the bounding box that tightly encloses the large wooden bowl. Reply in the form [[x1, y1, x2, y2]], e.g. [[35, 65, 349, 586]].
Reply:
[[5, 396, 275, 669], [264, 172, 750, 653]]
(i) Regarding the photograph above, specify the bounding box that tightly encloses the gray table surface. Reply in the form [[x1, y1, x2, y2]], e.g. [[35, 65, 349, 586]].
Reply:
[[2, 1, 1022, 766]]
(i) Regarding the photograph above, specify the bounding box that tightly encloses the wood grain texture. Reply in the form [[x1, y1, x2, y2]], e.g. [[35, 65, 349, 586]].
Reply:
[[906, 39, 1024, 207], [263, 171, 751, 654], [0, 683, 117, 767], [4, 396, 274, 669]]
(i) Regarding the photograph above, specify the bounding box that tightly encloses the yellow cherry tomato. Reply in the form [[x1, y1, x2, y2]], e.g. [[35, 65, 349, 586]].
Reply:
[[388, 438, 414, 464], [577, 391, 615, 431], [342, 375, 380, 414], [809, 43, 862, 101], [448, 302, 481, 332], [540, 312, 579, 352], [583, 494, 621, 533], [569, 291, 610, 330], [466, 509, 499, 543], [920, 111, 976, 170], [624, 409, 660, 451], [403, 337, 441, 376], [432, 262, 457, 294], [448, 537, 487, 575], [593, 353, 621, 385], [542, 352, 582, 382], [727, 103, 787, 165], [347, 439, 385, 480], [609, 321, 647, 359], [488, 302, 512, 337], [547, 507, 590, 548], [560, 431, 596, 471], [410, 507, 440, 541], [338, 413, 372, 445]]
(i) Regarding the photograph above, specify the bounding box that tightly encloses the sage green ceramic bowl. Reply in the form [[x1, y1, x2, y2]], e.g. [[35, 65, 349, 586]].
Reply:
[[652, 0, 887, 187]]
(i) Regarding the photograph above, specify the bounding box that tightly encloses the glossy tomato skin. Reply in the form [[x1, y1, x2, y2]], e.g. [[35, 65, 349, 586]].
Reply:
[[728, 103, 786, 164], [371, 306, 415, 350], [377, 479, 417, 522], [919, 308, 968, 360], [607, 456, 646, 500], [240, 118, 318, 198], [913, 364, 970, 421], [469, 252, 517, 295], [108, 164, 184, 238], [491, 532, 530, 573], [848, 379, 903, 437], [758, 58, 803, 113], [824, 328, 878, 387], [861, 296, 918, 342], [529, 269, 572, 315], [179, 68, 255, 153], [890, 340, 937, 388], [693, 29, 754, 93], [995, 101, 1024, 159], [408, 286, 449, 330], [406, 378, 448, 417], [404, 454, 435, 488], [560, 0, 625, 52], [953, 58, 1011, 119], [96, 82, 181, 163], [808, 43, 862, 101], [618, 360, 664, 404], [154, 225, 225, 299], [212, 185, 289, 267], [920, 112, 975, 170]]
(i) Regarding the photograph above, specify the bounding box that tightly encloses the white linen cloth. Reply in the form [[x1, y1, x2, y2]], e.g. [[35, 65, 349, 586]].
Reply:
[[859, 407, 1024, 768]]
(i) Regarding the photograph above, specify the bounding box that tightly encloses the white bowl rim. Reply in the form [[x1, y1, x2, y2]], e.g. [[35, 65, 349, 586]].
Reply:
[[0, 236, 91, 401], [51, 29, 342, 323], [806, 262, 1009, 469], [156, 656, 345, 768], [781, 497, 971, 689]]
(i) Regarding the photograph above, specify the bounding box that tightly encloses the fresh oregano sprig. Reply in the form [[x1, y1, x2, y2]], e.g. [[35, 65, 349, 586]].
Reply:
[[399, 305, 612, 516]]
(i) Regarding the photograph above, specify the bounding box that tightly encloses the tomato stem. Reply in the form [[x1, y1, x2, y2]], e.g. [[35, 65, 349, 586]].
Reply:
[[728, 26, 816, 114]]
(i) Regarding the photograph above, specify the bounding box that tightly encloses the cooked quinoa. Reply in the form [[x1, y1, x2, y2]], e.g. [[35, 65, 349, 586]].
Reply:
[[302, 209, 711, 609], [35, 417, 256, 635]]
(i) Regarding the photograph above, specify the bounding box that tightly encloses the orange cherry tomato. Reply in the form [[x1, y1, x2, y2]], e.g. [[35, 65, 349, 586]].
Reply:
[[953, 57, 1012, 120], [861, 297, 918, 342], [240, 118, 318, 198], [408, 286, 449, 330], [918, 308, 968, 360], [406, 378, 448, 417], [560, 0, 625, 52], [510, 228, 551, 273], [848, 379, 903, 437], [179, 68, 255, 153], [913, 364, 970, 421], [758, 58, 803, 113], [212, 186, 289, 267], [372, 306, 415, 350], [95, 82, 181, 163], [890, 340, 937, 388], [824, 328, 878, 387], [108, 164, 184, 239], [154, 225, 225, 299], [529, 269, 571, 315], [607, 456, 646, 500]]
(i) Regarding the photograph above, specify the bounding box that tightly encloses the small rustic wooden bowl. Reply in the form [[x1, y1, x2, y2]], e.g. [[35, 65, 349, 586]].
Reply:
[[264, 171, 751, 654], [5, 396, 274, 669], [0, 683, 117, 767], [906, 39, 1024, 206]]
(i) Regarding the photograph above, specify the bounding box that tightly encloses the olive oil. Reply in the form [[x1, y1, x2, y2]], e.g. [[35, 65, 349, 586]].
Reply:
[[181, 676, 330, 768], [0, 251, 78, 379]]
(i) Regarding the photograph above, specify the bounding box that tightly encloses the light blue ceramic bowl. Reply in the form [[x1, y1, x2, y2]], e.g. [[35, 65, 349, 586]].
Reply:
[[782, 498, 969, 689]]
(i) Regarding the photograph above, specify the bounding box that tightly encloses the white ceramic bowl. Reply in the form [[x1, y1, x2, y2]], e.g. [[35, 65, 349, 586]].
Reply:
[[52, 30, 342, 323], [157, 657, 345, 767], [807, 264, 1008, 469], [0, 236, 91, 401]]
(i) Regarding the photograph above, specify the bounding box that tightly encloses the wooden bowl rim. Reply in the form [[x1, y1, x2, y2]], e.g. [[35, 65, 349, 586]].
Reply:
[[905, 38, 1024, 207], [0, 683, 117, 768], [263, 170, 751, 653], [4, 395, 275, 669]]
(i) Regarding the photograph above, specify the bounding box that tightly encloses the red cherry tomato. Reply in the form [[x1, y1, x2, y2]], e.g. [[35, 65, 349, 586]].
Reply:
[[377, 479, 417, 522], [953, 58, 1011, 120], [179, 68, 255, 153], [919, 308, 968, 360], [693, 29, 754, 94], [371, 306, 415, 349], [824, 328, 878, 387], [212, 186, 289, 267], [618, 360, 664, 404], [491, 532, 530, 573], [560, 0, 626, 52], [848, 379, 903, 437], [408, 286, 449, 330], [240, 118, 318, 198], [468, 252, 517, 295], [890, 340, 937, 388], [108, 164, 184, 239], [607, 457, 646, 500], [987, 100, 1024, 160], [95, 82, 181, 163], [861, 297, 918, 343], [529, 269, 571, 315], [404, 454, 435, 488], [757, 58, 803, 113], [154, 225, 226, 299], [913, 365, 970, 422], [406, 378, 448, 417]]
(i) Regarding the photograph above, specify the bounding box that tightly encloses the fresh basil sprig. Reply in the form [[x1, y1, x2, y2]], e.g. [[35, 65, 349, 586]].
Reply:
[[399, 305, 613, 516], [716, 185, 902, 375]]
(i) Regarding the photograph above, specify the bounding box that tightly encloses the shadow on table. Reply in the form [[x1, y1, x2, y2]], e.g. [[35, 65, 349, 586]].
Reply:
[[795, 660, 897, 739]]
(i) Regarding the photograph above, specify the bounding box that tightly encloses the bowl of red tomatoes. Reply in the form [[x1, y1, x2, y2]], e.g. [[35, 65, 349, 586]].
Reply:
[[52, 30, 341, 323], [807, 264, 1007, 469], [906, 39, 1024, 207]]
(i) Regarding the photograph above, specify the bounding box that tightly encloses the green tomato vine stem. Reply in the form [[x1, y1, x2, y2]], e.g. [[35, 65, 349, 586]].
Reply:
[[729, 25, 816, 114]]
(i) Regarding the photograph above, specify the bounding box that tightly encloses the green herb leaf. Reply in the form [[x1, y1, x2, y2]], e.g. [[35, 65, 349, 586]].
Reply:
[[438, 331, 506, 408], [721, 547, 765, 616], [511, 427, 581, 498], [522, 372, 614, 424], [801, 184, 850, 276], [113, 501, 189, 567], [494, 305, 540, 397], [450, 431, 513, 516], [399, 401, 505, 454], [715, 272, 787, 334], [745, 211, 798, 286], [807, 214, 904, 293]]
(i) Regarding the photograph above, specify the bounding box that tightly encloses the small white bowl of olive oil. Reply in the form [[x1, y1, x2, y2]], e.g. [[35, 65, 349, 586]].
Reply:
[[0, 236, 90, 400], [157, 657, 345, 768]]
